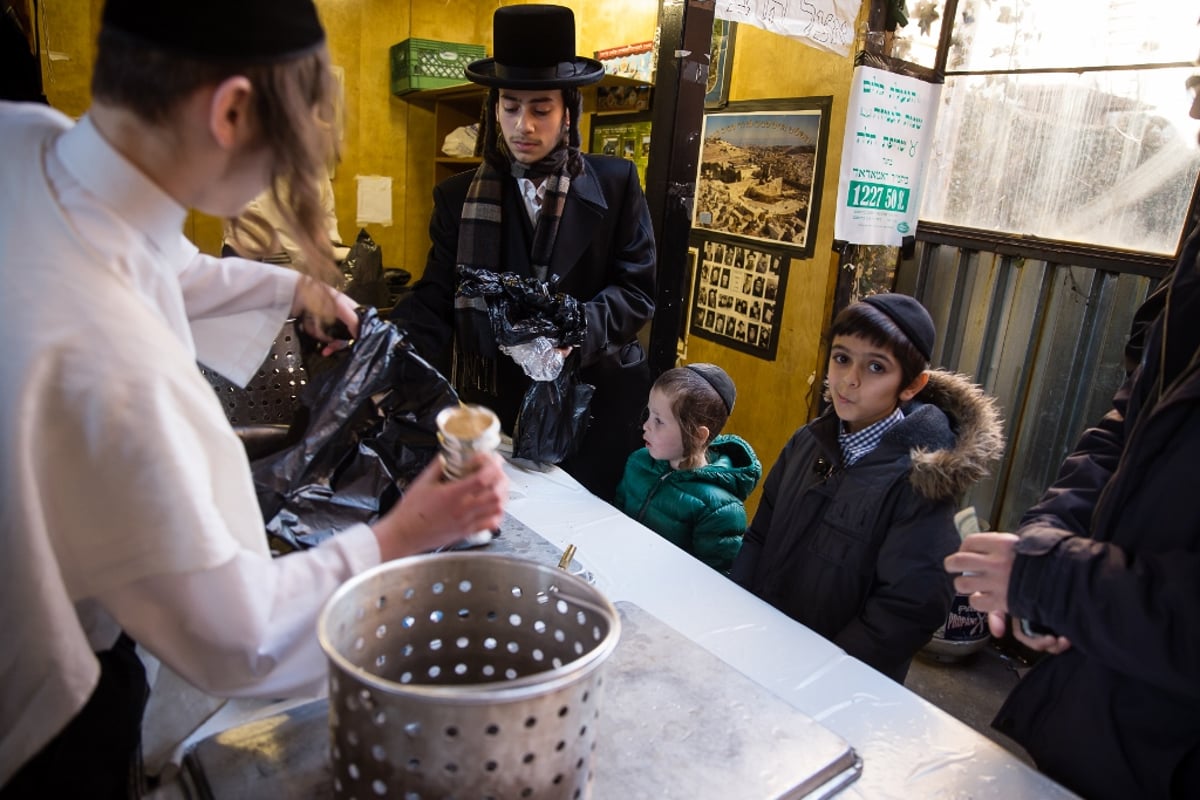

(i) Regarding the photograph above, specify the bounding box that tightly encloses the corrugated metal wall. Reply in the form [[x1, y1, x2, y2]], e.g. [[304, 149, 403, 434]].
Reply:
[[897, 241, 1153, 530]]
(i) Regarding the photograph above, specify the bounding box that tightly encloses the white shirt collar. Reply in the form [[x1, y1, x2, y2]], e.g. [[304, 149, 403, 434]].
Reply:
[[55, 114, 192, 269], [516, 176, 547, 225]]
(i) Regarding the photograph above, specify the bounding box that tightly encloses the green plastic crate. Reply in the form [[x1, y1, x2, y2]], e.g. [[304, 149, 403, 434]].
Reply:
[[390, 38, 486, 96]]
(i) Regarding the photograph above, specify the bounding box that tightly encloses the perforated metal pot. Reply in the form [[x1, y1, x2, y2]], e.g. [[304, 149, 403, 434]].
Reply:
[[318, 552, 621, 800]]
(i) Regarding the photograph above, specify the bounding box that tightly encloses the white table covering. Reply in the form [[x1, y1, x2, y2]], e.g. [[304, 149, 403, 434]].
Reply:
[[500, 461, 1078, 800]]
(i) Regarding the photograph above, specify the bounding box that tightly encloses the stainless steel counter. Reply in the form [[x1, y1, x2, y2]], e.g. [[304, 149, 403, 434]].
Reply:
[[174, 598, 861, 799]]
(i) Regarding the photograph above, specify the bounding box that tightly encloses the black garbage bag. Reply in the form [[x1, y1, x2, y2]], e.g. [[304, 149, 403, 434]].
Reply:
[[456, 267, 586, 350], [383, 267, 412, 308], [341, 228, 389, 309], [455, 267, 593, 464], [512, 357, 595, 464], [252, 307, 459, 553]]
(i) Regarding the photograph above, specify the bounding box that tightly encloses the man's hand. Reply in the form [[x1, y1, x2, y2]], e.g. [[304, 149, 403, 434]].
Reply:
[[372, 454, 509, 561], [1011, 616, 1072, 655], [944, 532, 1019, 615], [946, 533, 1072, 655]]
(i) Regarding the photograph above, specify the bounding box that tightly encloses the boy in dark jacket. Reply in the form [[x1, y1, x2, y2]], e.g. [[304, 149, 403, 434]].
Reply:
[[732, 294, 1004, 681]]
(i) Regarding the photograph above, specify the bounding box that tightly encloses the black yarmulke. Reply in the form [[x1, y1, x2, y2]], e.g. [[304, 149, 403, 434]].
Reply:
[[862, 293, 935, 362], [101, 0, 325, 64], [686, 363, 737, 414]]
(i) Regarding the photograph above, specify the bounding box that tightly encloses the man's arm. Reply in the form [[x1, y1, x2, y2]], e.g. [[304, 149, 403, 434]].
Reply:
[[576, 160, 656, 369], [388, 180, 461, 374], [176, 248, 299, 385]]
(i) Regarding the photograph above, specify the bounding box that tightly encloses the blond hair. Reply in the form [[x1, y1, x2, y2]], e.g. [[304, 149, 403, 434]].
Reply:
[[92, 30, 342, 318]]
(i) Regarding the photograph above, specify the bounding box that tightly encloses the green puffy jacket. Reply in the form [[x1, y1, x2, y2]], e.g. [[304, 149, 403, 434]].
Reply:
[[614, 434, 762, 573]]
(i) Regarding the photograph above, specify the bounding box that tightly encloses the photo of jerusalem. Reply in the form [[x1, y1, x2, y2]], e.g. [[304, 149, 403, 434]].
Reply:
[[693, 109, 825, 250]]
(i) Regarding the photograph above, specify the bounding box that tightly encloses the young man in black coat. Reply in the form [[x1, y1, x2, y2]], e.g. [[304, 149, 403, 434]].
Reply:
[[945, 62, 1200, 800], [391, 4, 656, 501]]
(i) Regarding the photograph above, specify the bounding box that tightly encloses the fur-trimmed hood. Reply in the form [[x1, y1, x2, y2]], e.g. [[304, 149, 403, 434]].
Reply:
[[897, 369, 1005, 501]]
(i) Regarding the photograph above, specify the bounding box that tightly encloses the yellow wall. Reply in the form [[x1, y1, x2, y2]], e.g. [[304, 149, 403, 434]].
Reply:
[[38, 0, 658, 269], [682, 24, 857, 516], [36, 0, 860, 516]]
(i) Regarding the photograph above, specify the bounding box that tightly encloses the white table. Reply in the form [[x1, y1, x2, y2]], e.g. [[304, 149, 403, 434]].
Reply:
[[500, 461, 1077, 799]]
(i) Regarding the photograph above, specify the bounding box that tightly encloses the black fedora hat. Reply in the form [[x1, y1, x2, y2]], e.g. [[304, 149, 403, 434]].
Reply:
[[466, 4, 605, 89]]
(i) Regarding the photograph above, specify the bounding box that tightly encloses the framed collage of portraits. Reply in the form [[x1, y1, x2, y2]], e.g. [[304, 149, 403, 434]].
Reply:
[[686, 232, 790, 360]]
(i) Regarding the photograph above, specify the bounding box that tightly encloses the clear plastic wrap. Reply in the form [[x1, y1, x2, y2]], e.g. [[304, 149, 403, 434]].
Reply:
[[499, 336, 565, 381]]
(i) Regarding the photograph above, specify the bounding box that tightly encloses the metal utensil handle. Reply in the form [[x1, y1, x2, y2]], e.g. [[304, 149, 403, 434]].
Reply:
[[557, 544, 577, 571]]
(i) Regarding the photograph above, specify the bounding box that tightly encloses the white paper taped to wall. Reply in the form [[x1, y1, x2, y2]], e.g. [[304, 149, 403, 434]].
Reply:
[[715, 0, 860, 57], [355, 175, 393, 227]]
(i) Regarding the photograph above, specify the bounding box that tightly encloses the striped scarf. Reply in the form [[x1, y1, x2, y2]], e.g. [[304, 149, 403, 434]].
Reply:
[[453, 105, 580, 393], [456, 142, 572, 280]]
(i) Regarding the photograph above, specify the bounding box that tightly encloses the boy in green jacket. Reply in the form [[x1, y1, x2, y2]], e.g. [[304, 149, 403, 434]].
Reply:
[[615, 364, 761, 573]]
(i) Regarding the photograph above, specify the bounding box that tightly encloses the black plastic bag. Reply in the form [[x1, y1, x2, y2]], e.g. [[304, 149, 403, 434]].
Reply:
[[341, 229, 389, 309], [512, 362, 594, 464], [456, 266, 586, 350], [383, 267, 412, 308], [455, 267, 593, 464], [252, 307, 459, 553]]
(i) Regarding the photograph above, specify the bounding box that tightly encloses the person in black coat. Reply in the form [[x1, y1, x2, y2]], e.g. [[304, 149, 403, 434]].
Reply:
[[733, 296, 1004, 681], [945, 71, 1200, 798], [390, 4, 655, 501]]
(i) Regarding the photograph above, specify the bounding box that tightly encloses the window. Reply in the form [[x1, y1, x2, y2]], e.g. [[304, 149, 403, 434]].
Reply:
[[894, 0, 1200, 255]]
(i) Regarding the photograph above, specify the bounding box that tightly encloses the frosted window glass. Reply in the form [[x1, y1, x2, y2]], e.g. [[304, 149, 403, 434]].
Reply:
[[893, 0, 1196, 72], [920, 69, 1200, 254]]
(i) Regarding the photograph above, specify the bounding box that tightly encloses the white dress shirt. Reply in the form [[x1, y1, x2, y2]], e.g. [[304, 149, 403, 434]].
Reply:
[[516, 175, 547, 225], [0, 102, 379, 784]]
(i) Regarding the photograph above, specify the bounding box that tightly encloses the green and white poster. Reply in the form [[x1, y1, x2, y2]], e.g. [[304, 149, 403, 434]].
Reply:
[[835, 66, 941, 246]]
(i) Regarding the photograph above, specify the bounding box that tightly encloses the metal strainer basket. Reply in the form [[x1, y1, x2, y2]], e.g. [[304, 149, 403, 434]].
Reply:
[[318, 552, 621, 800]]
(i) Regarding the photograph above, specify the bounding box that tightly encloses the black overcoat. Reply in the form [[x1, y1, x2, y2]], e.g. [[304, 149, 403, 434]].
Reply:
[[392, 155, 656, 501], [998, 229, 1200, 799]]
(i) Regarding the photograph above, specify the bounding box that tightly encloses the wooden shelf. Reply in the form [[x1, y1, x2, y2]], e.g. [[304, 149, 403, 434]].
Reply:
[[398, 82, 484, 106]]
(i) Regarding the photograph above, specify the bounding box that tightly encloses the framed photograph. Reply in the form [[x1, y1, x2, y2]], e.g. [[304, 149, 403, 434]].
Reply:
[[705, 20, 736, 109], [693, 97, 832, 258], [688, 232, 790, 361], [590, 111, 653, 190]]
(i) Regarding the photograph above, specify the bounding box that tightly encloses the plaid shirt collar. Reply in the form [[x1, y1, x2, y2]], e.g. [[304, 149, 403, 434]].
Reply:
[[838, 406, 904, 466]]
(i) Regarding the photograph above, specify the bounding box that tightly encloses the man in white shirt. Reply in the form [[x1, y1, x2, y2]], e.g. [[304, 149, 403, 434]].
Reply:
[[0, 1, 507, 795]]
